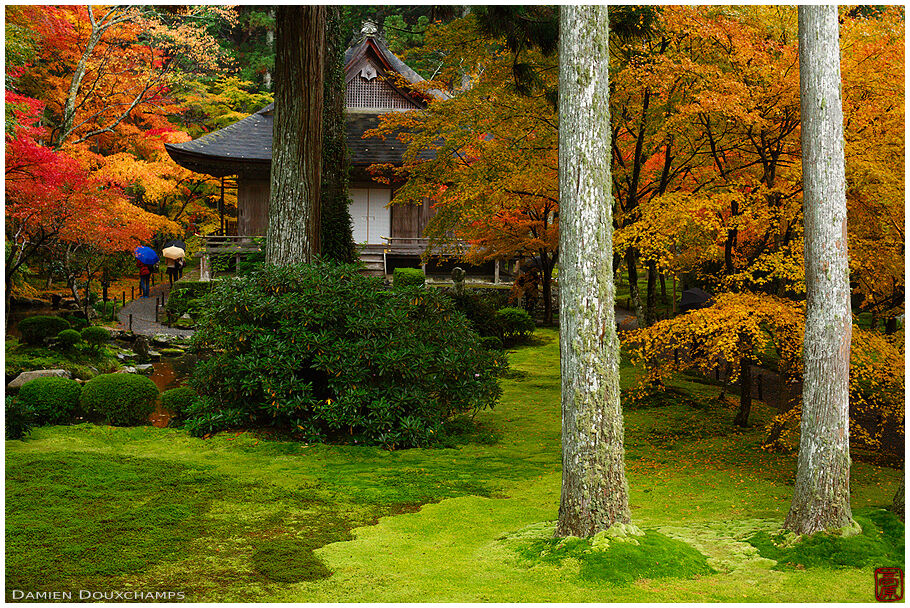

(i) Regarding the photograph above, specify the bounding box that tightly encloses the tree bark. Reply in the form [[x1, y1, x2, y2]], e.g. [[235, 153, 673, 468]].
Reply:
[[266, 6, 325, 266], [625, 247, 644, 324], [645, 259, 658, 326], [892, 475, 904, 522], [556, 5, 634, 538], [785, 5, 855, 536], [319, 6, 357, 264], [734, 355, 752, 427]]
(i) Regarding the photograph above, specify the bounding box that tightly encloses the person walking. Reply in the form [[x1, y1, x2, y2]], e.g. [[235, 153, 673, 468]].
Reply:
[[137, 259, 151, 297], [165, 256, 178, 287]]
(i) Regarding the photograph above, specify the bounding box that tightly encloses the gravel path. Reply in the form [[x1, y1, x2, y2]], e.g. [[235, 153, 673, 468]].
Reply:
[[117, 282, 195, 338]]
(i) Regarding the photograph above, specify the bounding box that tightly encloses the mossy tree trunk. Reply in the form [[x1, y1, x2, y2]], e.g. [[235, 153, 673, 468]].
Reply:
[[785, 5, 855, 536], [319, 6, 357, 264], [556, 5, 633, 538], [266, 6, 325, 266]]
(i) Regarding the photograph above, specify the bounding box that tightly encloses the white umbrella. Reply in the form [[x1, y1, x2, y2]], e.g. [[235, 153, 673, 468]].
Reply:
[[162, 245, 185, 260]]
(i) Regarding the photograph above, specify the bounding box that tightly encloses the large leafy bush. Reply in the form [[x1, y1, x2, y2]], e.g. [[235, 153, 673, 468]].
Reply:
[[18, 376, 82, 425], [80, 373, 159, 426], [188, 261, 506, 447], [18, 315, 70, 345], [6, 396, 32, 440]]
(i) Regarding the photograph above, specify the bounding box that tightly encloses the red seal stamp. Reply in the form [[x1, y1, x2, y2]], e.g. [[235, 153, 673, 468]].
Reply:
[[875, 567, 904, 602]]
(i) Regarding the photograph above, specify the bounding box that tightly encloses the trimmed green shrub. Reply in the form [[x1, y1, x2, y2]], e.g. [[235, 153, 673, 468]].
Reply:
[[80, 373, 159, 426], [18, 315, 70, 346], [161, 386, 198, 424], [445, 289, 511, 337], [56, 329, 82, 350], [5, 396, 32, 440], [496, 307, 536, 343], [93, 300, 119, 317], [480, 336, 504, 351], [62, 313, 89, 330], [165, 281, 214, 319], [392, 267, 425, 289], [18, 376, 82, 425], [188, 261, 506, 447], [80, 326, 110, 351]]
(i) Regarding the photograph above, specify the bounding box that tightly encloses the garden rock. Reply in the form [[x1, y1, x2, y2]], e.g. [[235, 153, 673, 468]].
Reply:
[[7, 369, 72, 391], [152, 334, 174, 347], [148, 350, 161, 362], [133, 335, 150, 361], [134, 364, 155, 375]]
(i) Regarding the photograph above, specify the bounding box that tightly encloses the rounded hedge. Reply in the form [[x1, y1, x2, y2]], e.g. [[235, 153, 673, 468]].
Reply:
[[161, 386, 197, 424], [18, 376, 82, 426], [18, 315, 71, 345], [496, 307, 536, 342], [57, 329, 83, 349], [81, 325, 109, 350], [392, 267, 425, 289], [189, 261, 506, 447], [80, 373, 159, 426]]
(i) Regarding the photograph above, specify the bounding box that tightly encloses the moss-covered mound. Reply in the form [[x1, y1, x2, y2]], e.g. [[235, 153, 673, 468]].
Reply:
[[747, 508, 904, 570], [511, 522, 715, 585]]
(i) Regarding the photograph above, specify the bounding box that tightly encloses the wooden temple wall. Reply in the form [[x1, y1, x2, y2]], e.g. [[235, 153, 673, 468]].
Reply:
[[237, 178, 270, 236], [390, 197, 435, 239], [237, 179, 436, 242]]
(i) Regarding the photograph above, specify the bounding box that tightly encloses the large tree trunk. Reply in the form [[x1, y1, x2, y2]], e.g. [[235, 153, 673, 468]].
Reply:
[[785, 5, 855, 536], [266, 6, 325, 266], [556, 5, 635, 538], [319, 6, 357, 264]]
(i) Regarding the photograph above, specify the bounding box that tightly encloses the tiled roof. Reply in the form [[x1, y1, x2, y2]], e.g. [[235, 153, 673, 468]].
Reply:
[[164, 32, 442, 179], [165, 107, 421, 177]]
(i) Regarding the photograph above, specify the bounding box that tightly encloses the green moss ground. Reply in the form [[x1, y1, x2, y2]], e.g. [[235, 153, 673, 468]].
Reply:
[[5, 328, 903, 602]]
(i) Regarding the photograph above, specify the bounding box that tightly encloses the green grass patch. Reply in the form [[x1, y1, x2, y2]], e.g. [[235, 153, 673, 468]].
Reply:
[[4, 327, 903, 602], [747, 508, 905, 570], [5, 451, 353, 599], [511, 524, 715, 585]]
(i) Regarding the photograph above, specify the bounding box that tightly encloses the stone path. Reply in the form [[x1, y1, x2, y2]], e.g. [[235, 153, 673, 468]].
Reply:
[[117, 282, 194, 338]]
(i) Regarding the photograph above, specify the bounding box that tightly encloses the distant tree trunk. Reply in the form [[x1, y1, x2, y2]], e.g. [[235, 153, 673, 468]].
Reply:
[[645, 259, 658, 326], [625, 247, 644, 324], [659, 272, 667, 305], [319, 6, 357, 264], [266, 6, 325, 266], [892, 476, 904, 522], [556, 5, 634, 538], [785, 5, 855, 536], [541, 257, 554, 326], [734, 354, 752, 427]]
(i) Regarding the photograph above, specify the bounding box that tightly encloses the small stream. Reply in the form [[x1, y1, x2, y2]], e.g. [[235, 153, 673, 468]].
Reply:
[[147, 354, 198, 428]]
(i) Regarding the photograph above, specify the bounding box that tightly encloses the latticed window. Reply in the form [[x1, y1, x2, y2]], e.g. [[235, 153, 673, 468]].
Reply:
[[346, 76, 418, 110]]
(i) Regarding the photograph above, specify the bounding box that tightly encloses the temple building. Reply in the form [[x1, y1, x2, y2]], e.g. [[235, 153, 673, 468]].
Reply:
[[165, 24, 449, 275]]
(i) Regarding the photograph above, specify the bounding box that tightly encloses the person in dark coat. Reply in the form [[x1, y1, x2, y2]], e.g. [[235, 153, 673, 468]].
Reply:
[[137, 259, 151, 297]]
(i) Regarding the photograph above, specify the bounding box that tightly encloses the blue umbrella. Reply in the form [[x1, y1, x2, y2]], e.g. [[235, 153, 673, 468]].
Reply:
[[135, 246, 159, 265]]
